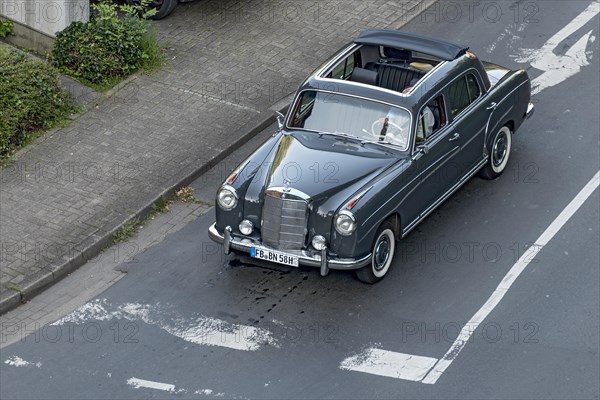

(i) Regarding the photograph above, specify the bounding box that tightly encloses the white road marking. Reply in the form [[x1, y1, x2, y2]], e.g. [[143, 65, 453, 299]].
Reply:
[[127, 377, 176, 392], [340, 171, 599, 384], [340, 347, 438, 382], [421, 170, 600, 384], [53, 299, 278, 351], [195, 388, 226, 397], [4, 356, 42, 368], [126, 378, 236, 398], [515, 2, 599, 95]]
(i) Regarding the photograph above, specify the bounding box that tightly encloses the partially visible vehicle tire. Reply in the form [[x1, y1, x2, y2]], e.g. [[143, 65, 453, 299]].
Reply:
[[480, 125, 512, 180], [127, 0, 178, 19], [356, 221, 396, 284]]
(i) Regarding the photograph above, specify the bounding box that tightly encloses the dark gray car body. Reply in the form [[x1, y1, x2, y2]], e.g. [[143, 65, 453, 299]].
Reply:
[[209, 29, 533, 275]]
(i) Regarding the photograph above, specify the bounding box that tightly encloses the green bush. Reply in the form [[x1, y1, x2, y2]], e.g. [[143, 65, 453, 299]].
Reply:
[[0, 20, 13, 38], [50, 0, 162, 88], [0, 47, 74, 158]]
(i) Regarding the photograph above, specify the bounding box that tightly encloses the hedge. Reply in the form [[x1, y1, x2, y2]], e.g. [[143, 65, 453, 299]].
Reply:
[[0, 47, 74, 158]]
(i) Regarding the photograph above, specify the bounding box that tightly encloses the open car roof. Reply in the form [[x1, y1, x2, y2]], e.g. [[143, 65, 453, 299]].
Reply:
[[355, 29, 469, 61]]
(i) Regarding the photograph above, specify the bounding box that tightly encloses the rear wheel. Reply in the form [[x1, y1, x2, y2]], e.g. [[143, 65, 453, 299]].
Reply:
[[356, 221, 396, 284], [127, 0, 178, 19], [480, 125, 512, 180]]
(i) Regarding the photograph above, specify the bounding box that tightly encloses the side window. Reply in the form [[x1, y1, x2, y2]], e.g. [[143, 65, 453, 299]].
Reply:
[[466, 74, 481, 102], [291, 91, 316, 127], [416, 95, 446, 144], [448, 76, 470, 117], [448, 73, 482, 118], [329, 52, 356, 80]]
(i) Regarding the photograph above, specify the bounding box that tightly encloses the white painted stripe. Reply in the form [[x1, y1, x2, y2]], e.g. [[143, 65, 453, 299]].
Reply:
[[422, 170, 600, 384], [340, 348, 439, 382], [52, 300, 278, 351], [127, 377, 175, 392], [4, 356, 42, 368], [515, 3, 599, 95]]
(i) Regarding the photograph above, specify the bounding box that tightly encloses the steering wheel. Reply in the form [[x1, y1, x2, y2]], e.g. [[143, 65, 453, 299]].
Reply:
[[370, 119, 407, 147]]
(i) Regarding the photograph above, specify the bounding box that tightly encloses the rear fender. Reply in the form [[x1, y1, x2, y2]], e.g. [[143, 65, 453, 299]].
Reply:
[[483, 69, 531, 149]]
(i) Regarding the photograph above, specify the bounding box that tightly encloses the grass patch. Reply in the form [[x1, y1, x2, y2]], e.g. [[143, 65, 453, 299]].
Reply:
[[113, 218, 143, 244], [112, 187, 200, 244], [152, 196, 174, 213], [4, 283, 22, 293], [139, 28, 167, 74]]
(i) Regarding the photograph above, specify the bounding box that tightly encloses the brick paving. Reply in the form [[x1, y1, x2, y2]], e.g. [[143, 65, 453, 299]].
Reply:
[[0, 0, 427, 312]]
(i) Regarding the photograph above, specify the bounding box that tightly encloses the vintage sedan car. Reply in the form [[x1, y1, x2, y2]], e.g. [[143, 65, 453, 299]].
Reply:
[[208, 29, 534, 283]]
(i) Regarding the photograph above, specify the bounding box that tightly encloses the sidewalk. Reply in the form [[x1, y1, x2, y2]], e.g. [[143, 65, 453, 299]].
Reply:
[[0, 0, 429, 313]]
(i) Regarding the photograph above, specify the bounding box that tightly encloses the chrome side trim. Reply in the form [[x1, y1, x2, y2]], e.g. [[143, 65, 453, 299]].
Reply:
[[402, 156, 488, 237], [208, 223, 372, 271]]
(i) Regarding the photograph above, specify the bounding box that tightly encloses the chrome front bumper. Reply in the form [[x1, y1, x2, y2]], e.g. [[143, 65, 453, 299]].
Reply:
[[208, 223, 371, 275], [526, 102, 535, 119]]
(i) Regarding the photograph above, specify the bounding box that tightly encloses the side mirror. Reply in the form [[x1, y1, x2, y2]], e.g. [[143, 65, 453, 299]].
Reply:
[[275, 111, 285, 130]]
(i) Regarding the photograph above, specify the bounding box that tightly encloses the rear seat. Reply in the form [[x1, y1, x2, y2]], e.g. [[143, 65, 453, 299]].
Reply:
[[364, 62, 426, 93], [376, 64, 426, 92]]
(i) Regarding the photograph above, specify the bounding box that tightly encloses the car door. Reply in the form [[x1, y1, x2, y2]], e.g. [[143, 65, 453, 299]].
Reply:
[[445, 72, 488, 175], [399, 94, 460, 233]]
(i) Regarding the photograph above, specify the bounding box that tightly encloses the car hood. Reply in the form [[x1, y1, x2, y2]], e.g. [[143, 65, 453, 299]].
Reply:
[[243, 131, 402, 217]]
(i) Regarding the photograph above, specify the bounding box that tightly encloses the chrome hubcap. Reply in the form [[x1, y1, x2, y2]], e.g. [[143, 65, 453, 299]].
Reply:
[[493, 133, 507, 168], [374, 236, 390, 271]]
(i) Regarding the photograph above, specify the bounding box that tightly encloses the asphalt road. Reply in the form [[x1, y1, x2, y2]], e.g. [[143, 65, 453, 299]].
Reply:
[[1, 1, 599, 399]]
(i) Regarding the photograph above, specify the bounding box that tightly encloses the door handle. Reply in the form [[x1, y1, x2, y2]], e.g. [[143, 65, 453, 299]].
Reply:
[[449, 132, 460, 142], [486, 102, 497, 110]]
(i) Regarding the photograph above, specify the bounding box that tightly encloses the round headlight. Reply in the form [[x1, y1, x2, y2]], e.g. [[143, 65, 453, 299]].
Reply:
[[312, 235, 327, 251], [217, 186, 238, 211], [239, 220, 254, 235], [334, 211, 357, 236]]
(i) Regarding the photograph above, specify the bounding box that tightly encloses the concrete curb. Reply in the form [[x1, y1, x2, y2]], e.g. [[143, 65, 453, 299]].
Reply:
[[0, 100, 291, 315]]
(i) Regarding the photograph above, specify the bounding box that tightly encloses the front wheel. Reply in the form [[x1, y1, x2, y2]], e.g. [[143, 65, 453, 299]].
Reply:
[[356, 221, 396, 284], [480, 125, 512, 180]]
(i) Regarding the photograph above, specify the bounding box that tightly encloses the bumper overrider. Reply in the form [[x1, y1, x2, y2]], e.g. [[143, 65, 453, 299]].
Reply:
[[208, 223, 371, 276]]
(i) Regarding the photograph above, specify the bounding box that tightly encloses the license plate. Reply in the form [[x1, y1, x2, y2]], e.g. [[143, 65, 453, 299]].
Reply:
[[250, 247, 299, 267]]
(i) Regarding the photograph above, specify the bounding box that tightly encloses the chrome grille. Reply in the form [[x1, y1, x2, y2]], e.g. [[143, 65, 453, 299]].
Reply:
[[262, 194, 307, 250]]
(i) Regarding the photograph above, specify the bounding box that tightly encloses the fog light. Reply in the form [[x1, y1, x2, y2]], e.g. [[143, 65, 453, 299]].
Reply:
[[312, 235, 327, 251], [239, 220, 254, 235]]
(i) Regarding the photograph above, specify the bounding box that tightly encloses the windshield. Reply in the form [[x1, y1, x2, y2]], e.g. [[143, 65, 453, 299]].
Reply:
[[288, 90, 411, 150]]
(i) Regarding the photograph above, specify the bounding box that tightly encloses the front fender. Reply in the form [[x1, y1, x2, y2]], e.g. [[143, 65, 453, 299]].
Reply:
[[330, 158, 410, 258]]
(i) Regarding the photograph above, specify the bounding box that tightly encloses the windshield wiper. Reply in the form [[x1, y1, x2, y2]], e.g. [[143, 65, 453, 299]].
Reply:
[[319, 131, 368, 144]]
